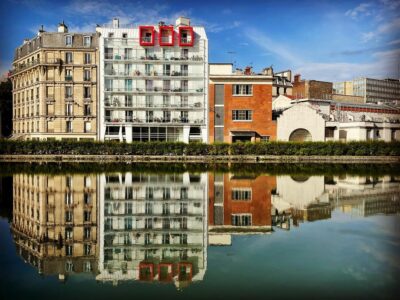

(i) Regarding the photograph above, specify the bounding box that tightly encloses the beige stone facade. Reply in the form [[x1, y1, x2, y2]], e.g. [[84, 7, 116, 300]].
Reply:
[[10, 23, 99, 141], [11, 173, 98, 279]]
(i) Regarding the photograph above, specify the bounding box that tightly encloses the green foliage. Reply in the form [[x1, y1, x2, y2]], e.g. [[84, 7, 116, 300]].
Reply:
[[0, 139, 399, 156]]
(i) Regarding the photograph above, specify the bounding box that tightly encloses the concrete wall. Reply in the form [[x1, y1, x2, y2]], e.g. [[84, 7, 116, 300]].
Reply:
[[209, 64, 232, 75], [277, 104, 326, 141]]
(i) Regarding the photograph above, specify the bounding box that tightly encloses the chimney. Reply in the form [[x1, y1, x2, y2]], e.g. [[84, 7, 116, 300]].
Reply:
[[294, 74, 301, 83], [112, 18, 119, 29], [244, 66, 252, 75], [58, 21, 68, 33], [37, 25, 45, 36], [176, 17, 190, 27]]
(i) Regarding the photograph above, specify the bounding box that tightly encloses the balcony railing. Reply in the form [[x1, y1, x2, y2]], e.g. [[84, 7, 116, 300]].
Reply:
[[104, 55, 203, 62], [65, 75, 73, 81], [10, 59, 62, 75], [105, 117, 204, 124], [104, 88, 204, 94], [104, 101, 203, 109]]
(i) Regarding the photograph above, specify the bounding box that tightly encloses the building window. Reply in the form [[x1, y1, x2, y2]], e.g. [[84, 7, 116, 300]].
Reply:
[[124, 217, 132, 230], [84, 121, 91, 133], [83, 36, 91, 47], [231, 214, 252, 226], [65, 261, 74, 271], [84, 104, 91, 116], [83, 262, 92, 272], [65, 52, 73, 63], [232, 110, 253, 121], [65, 86, 73, 98], [65, 192, 73, 205], [84, 192, 91, 204], [84, 86, 91, 98], [84, 53, 91, 64], [84, 227, 91, 239], [84, 70, 91, 81], [65, 35, 72, 46], [65, 211, 73, 222], [233, 84, 253, 95], [65, 103, 73, 116], [145, 202, 153, 214], [84, 244, 91, 255], [261, 136, 270, 142], [232, 188, 252, 201], [66, 121, 73, 133], [65, 227, 73, 240], [84, 211, 91, 222]]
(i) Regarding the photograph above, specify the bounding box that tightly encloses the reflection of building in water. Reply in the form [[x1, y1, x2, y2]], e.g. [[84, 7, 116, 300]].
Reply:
[[208, 173, 275, 245], [272, 175, 331, 226], [97, 172, 208, 288], [11, 174, 98, 281], [327, 175, 400, 217]]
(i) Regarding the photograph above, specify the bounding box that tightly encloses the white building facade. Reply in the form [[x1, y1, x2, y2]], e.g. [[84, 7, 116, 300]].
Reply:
[[96, 17, 208, 143], [96, 172, 208, 286], [275, 98, 400, 142]]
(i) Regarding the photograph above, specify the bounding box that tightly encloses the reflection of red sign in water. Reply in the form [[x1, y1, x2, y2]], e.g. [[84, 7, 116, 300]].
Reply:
[[178, 262, 193, 281], [158, 263, 174, 282], [139, 262, 154, 281]]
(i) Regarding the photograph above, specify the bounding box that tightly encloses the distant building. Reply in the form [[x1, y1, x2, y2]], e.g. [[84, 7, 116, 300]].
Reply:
[[272, 69, 293, 100], [96, 17, 208, 143], [209, 63, 276, 143], [292, 74, 332, 100], [275, 97, 400, 142], [10, 22, 99, 141], [333, 77, 400, 104]]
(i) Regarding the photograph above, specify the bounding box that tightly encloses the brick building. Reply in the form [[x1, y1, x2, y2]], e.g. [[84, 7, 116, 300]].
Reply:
[[292, 74, 332, 100], [209, 64, 276, 143], [208, 173, 275, 238]]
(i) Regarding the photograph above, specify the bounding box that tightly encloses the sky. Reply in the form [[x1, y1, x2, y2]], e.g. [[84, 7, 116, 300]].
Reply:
[[0, 0, 399, 81]]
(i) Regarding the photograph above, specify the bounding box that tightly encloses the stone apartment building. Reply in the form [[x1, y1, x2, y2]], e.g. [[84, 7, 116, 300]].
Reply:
[[209, 63, 276, 143], [10, 22, 99, 141], [11, 174, 98, 280]]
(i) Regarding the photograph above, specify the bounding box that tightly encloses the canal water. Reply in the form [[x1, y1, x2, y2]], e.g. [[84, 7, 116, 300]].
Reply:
[[0, 164, 399, 299]]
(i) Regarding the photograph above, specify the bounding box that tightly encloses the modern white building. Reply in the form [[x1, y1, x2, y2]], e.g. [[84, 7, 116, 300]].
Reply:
[[274, 96, 400, 142], [96, 17, 208, 142], [96, 172, 208, 287]]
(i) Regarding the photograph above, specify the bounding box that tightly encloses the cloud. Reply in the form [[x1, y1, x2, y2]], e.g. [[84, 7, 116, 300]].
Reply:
[[245, 27, 301, 65], [388, 38, 400, 45], [294, 48, 400, 81], [361, 17, 400, 43], [345, 3, 373, 19]]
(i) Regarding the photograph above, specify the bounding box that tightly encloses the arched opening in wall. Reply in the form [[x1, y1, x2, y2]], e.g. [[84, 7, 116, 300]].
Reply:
[[289, 129, 312, 142], [339, 130, 347, 142]]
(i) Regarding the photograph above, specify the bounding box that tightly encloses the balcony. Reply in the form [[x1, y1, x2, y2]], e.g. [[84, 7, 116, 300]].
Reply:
[[65, 75, 73, 81], [159, 26, 174, 46], [139, 26, 155, 46], [10, 58, 62, 76], [178, 27, 194, 47], [104, 87, 204, 94], [104, 117, 205, 125]]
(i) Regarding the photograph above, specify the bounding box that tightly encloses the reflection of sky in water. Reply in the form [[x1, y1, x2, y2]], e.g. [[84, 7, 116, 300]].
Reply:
[[0, 172, 399, 299]]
